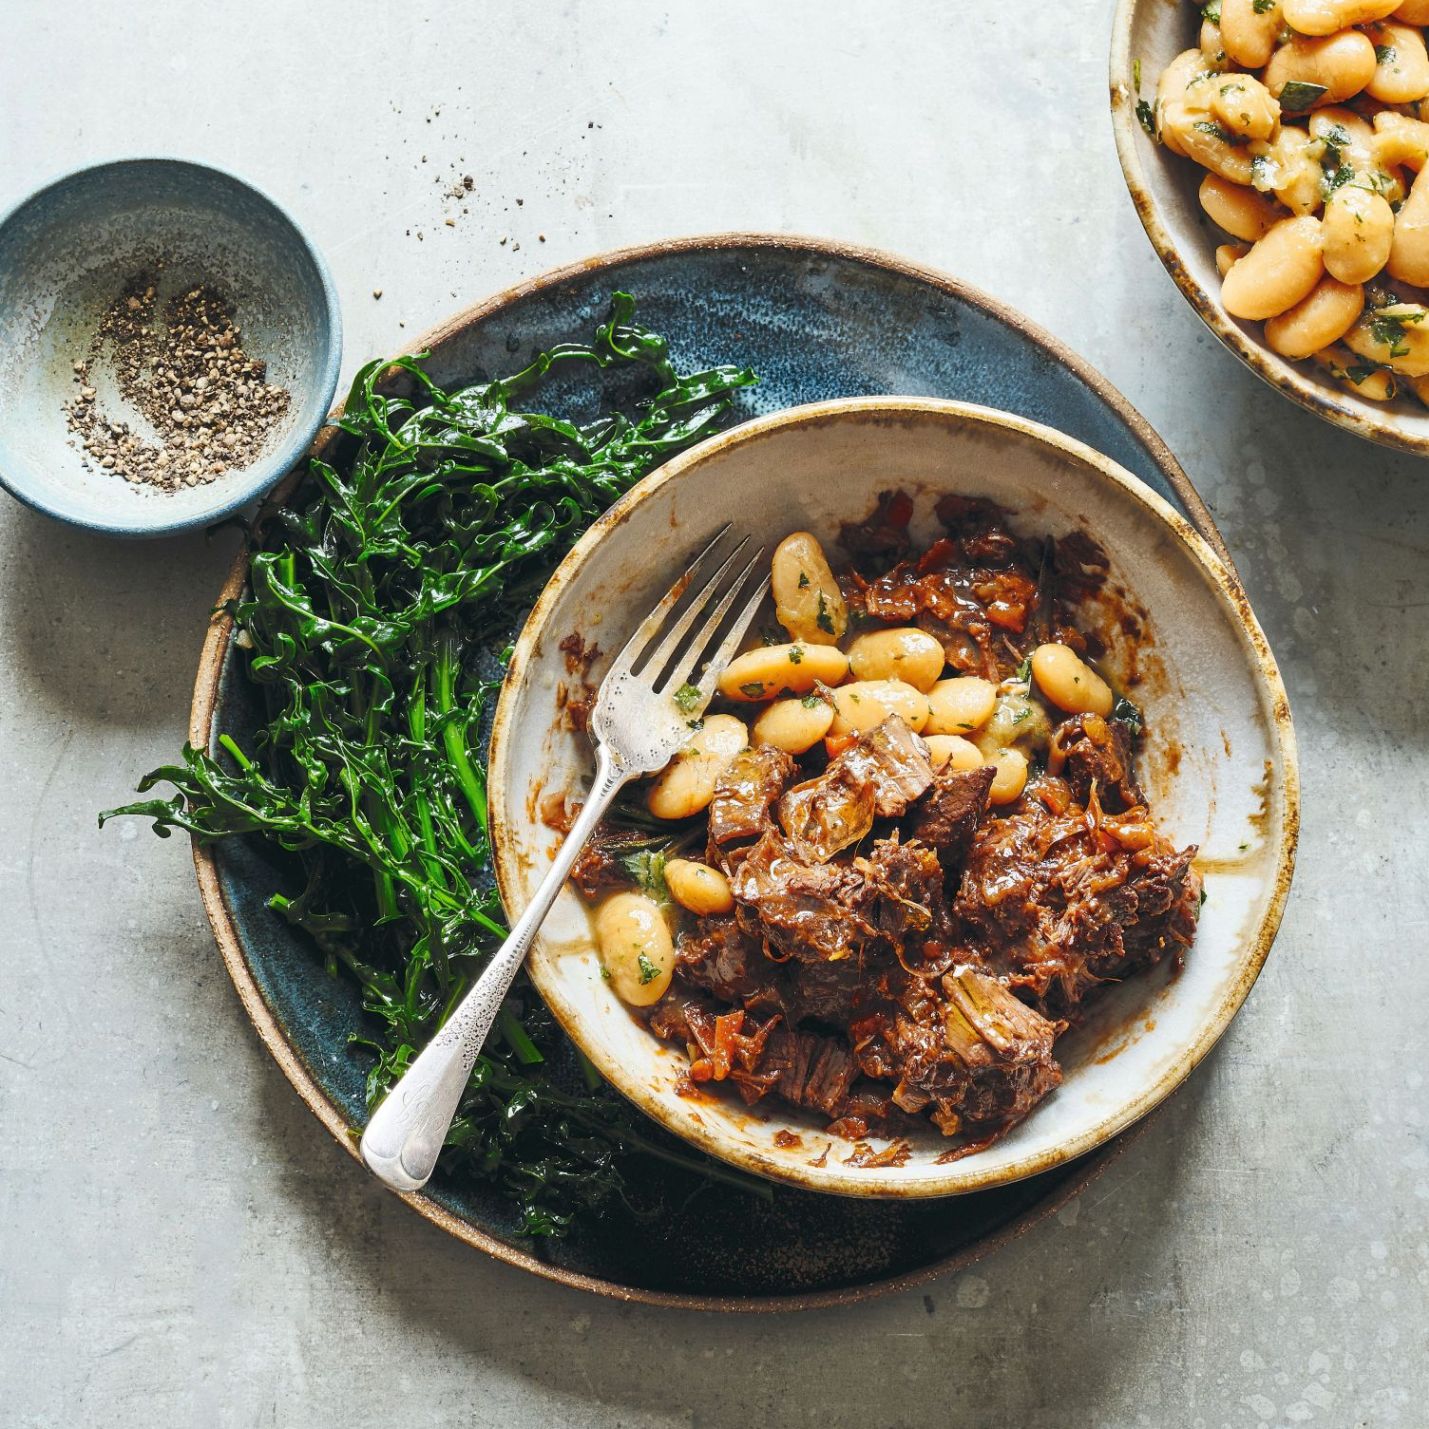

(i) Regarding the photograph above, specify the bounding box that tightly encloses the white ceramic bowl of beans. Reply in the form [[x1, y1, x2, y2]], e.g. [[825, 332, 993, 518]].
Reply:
[[486, 397, 1300, 1199], [1112, 0, 1429, 452]]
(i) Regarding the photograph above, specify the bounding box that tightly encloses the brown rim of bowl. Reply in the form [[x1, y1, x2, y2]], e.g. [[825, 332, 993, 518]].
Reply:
[[1108, 2, 1429, 456], [189, 232, 1257, 1311], [489, 396, 1300, 1199]]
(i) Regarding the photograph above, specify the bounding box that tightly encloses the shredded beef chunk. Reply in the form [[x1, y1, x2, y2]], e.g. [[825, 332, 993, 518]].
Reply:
[[676, 916, 783, 1010], [758, 1027, 859, 1118], [907, 763, 995, 863], [778, 761, 876, 864], [953, 798, 1200, 1022], [708, 745, 797, 850], [778, 716, 931, 864], [849, 967, 1061, 1136], [1053, 712, 1144, 812], [730, 830, 873, 963], [836, 717, 933, 817], [852, 835, 954, 960]]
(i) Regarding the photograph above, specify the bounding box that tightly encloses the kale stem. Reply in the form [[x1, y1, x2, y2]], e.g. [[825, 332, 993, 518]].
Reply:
[[498, 1007, 544, 1065], [433, 633, 488, 837], [576, 1049, 603, 1093], [406, 668, 450, 895], [217, 734, 253, 771]]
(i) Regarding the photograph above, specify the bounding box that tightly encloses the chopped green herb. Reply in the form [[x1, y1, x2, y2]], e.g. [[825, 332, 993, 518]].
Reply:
[[800, 694, 823, 709], [1015, 653, 1034, 685], [600, 964, 612, 983], [1202, 0, 1221, 20], [1375, 44, 1397, 65], [1369, 307, 1424, 357], [797, 570, 810, 588], [1322, 164, 1355, 198], [739, 681, 766, 699], [815, 593, 834, 635], [621, 848, 670, 902], [1344, 362, 1380, 385], [1012, 708, 1031, 725], [673, 682, 702, 714], [787, 646, 803, 664], [1199, 888, 1208, 910], [1136, 98, 1157, 138], [1112, 695, 1145, 737], [1278, 80, 1328, 113], [1192, 118, 1241, 145], [636, 952, 661, 986], [1252, 0, 1275, 11], [1133, 57, 1142, 92]]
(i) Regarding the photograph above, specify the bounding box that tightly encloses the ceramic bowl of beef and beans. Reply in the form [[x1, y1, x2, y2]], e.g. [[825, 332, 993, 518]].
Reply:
[[1113, 0, 1429, 452], [488, 398, 1298, 1197]]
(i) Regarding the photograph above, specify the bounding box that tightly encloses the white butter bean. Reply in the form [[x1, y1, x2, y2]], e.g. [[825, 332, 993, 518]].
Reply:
[[846, 627, 945, 691], [924, 735, 985, 772], [717, 642, 849, 702], [1200, 172, 1286, 242], [986, 748, 1029, 806], [924, 676, 998, 736], [1264, 276, 1365, 358], [646, 713, 748, 820], [752, 695, 835, 754], [770, 532, 847, 645], [828, 680, 932, 736], [1322, 184, 1395, 283], [595, 891, 674, 1007], [1221, 215, 1325, 320], [663, 859, 734, 916], [1030, 643, 1115, 717]]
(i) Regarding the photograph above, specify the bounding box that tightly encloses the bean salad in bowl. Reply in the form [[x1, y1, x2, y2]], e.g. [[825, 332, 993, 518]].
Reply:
[[1121, 0, 1429, 425]]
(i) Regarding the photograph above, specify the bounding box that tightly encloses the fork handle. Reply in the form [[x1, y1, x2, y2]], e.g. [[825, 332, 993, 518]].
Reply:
[[359, 744, 629, 1193]]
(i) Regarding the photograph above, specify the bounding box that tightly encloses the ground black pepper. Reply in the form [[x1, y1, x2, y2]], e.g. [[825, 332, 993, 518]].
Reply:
[[64, 268, 291, 493]]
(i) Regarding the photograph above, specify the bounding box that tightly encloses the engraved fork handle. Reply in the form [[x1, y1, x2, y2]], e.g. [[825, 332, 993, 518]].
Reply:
[[359, 744, 628, 1193]]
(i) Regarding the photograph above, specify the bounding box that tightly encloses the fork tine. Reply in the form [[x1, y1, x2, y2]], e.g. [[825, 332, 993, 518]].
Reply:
[[692, 571, 772, 702], [638, 537, 751, 681], [657, 551, 765, 696], [602, 525, 733, 680]]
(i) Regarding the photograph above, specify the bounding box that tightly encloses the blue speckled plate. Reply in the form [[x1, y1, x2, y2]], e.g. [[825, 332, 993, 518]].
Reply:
[[193, 236, 1229, 1311]]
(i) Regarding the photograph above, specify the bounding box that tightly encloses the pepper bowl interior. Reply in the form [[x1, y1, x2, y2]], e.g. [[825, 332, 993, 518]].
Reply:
[[0, 157, 341, 537]]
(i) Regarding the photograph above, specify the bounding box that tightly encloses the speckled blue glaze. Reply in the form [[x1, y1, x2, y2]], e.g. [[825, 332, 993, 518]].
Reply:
[[211, 240, 1211, 1301], [0, 158, 341, 537]]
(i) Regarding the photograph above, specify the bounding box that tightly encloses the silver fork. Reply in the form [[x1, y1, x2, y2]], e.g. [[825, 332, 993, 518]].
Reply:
[[359, 528, 768, 1193]]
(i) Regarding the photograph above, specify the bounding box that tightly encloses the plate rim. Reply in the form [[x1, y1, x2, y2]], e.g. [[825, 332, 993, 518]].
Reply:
[[189, 231, 1252, 1311]]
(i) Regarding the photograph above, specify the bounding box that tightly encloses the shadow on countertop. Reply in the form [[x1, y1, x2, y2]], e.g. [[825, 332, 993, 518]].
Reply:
[[248, 1031, 1222, 1429]]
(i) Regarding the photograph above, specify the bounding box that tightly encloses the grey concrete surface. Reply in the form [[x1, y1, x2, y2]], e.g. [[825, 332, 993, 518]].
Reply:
[[2, 4, 1425, 1427]]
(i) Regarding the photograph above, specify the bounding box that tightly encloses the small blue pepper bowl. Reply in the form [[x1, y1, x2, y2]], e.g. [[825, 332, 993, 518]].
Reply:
[[0, 158, 341, 537]]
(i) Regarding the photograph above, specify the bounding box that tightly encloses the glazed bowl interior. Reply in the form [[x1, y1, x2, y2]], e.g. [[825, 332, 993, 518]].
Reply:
[[490, 397, 1296, 1198], [0, 158, 341, 536], [1111, 1, 1429, 453]]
